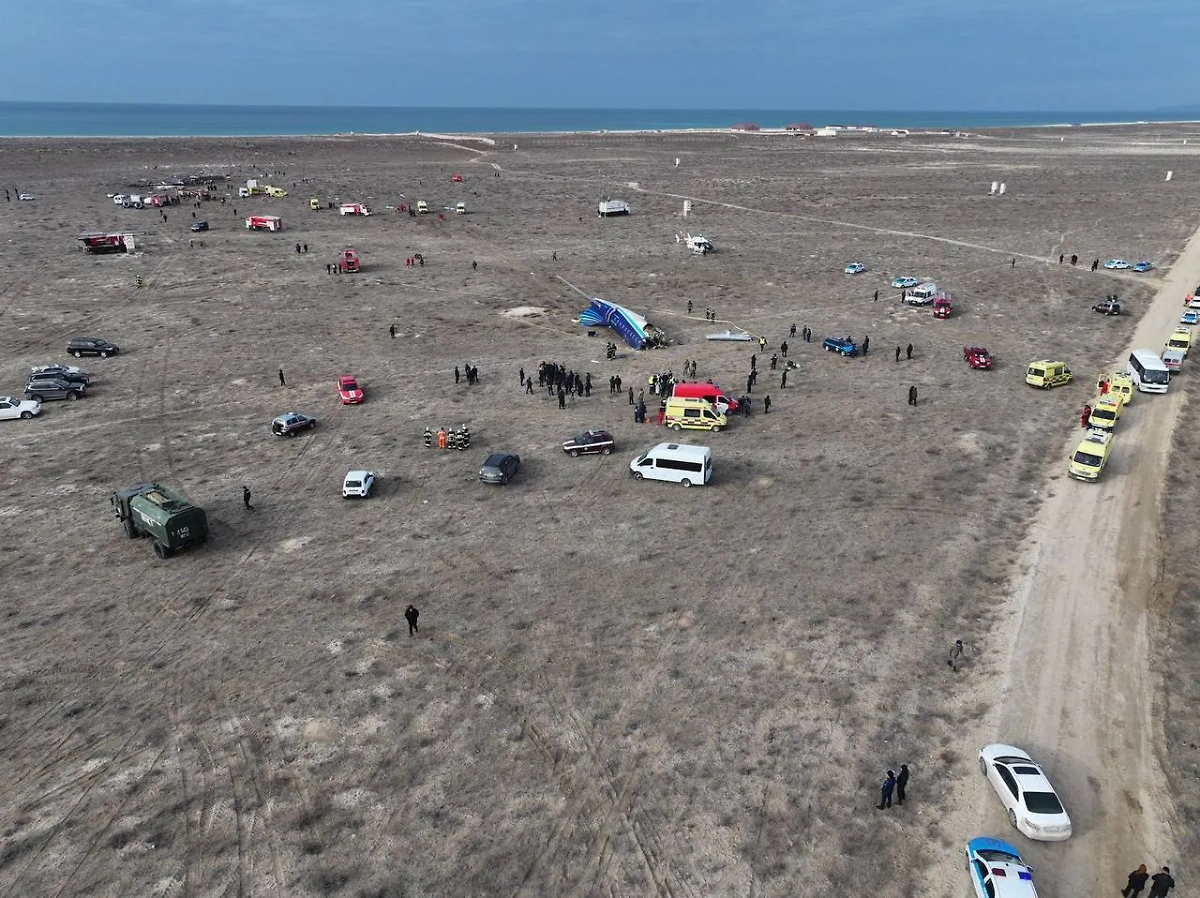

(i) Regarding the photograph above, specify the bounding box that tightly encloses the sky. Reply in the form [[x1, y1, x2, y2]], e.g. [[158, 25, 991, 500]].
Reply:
[[1, 0, 1197, 110]]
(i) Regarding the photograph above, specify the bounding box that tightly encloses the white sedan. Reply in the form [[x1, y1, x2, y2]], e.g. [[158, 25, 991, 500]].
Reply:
[[892, 276, 920, 289], [1104, 259, 1130, 270], [0, 396, 43, 420], [979, 744, 1072, 841], [844, 262, 868, 274], [342, 470, 376, 498]]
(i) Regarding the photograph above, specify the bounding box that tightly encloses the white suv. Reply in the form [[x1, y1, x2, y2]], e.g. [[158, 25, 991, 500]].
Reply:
[[0, 396, 43, 420], [342, 470, 376, 498]]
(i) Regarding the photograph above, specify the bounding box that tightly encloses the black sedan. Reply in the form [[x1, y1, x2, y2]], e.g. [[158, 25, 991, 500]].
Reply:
[[562, 430, 615, 457], [190, 220, 209, 232], [25, 378, 86, 401]]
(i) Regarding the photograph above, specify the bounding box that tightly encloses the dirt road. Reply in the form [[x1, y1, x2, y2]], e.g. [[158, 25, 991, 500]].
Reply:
[[962, 226, 1200, 889]]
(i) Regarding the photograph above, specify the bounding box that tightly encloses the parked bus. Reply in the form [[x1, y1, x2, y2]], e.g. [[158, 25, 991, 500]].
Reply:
[[629, 443, 712, 487], [1126, 349, 1170, 393]]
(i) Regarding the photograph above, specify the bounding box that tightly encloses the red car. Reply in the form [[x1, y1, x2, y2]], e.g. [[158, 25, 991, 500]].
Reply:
[[451, 174, 464, 182], [964, 346, 993, 370], [338, 375, 365, 404]]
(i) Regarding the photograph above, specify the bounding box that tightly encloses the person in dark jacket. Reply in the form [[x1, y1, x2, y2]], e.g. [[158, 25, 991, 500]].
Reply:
[[1122, 865, 1149, 898], [1148, 867, 1175, 898], [405, 604, 420, 636], [877, 771, 896, 809], [896, 764, 910, 804]]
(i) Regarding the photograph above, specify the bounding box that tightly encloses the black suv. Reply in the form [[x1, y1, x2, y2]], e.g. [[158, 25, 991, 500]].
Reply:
[[479, 453, 520, 485], [25, 378, 86, 401], [66, 337, 120, 358], [28, 367, 91, 387]]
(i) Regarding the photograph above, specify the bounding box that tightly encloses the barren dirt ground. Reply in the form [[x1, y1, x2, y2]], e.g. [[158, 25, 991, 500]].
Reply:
[[0, 126, 1197, 897]]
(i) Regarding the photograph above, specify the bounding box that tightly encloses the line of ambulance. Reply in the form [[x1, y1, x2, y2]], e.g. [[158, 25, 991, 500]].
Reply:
[[1065, 304, 1195, 482]]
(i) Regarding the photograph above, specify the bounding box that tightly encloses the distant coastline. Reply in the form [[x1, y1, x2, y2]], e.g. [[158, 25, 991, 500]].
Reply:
[[0, 101, 1193, 139]]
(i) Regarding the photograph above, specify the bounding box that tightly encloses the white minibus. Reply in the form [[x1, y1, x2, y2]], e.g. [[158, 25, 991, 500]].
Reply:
[[629, 443, 712, 487], [1127, 348, 1170, 393]]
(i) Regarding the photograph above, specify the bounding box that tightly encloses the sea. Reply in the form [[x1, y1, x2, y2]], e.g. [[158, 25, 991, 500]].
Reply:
[[0, 101, 1184, 138]]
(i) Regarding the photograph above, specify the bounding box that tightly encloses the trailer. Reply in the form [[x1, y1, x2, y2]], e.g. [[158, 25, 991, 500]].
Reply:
[[338, 247, 361, 273], [246, 215, 283, 231], [598, 198, 631, 217], [78, 232, 136, 254], [339, 203, 372, 216]]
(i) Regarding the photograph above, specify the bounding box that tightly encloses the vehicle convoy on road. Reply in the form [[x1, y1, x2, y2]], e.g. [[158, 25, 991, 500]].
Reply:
[[1092, 295, 1122, 315], [111, 482, 209, 558], [1025, 360, 1073, 388], [271, 412, 317, 436], [978, 744, 1073, 840], [1069, 429, 1113, 481], [1165, 326, 1192, 356]]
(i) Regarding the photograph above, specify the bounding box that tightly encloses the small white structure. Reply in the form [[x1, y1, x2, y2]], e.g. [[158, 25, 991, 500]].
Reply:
[[598, 198, 631, 217], [1166, 171, 1174, 181], [683, 200, 692, 217], [990, 181, 999, 195], [675, 157, 681, 167], [998, 183, 1007, 195], [814, 127, 838, 137]]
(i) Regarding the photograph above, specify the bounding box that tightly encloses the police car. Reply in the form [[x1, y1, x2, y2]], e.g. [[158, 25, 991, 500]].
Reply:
[[844, 262, 868, 274], [966, 838, 1040, 898]]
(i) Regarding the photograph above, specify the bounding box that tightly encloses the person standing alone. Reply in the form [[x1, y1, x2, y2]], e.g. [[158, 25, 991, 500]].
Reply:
[[242, 485, 253, 511], [405, 604, 420, 636]]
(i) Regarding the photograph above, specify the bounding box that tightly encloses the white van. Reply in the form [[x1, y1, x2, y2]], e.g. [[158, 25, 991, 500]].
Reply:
[[904, 282, 939, 306], [629, 442, 712, 487]]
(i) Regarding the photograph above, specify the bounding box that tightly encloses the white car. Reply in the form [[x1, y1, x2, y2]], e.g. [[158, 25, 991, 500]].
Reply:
[[979, 744, 1072, 841], [892, 276, 920, 289], [18, 193, 35, 201], [112, 194, 128, 205], [1104, 259, 1130, 270], [342, 470, 376, 498], [844, 262, 867, 274], [0, 396, 43, 420]]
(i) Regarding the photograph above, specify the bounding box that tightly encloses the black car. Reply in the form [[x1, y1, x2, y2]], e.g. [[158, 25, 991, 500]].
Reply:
[[66, 337, 119, 358], [25, 378, 86, 401], [271, 412, 317, 437], [190, 220, 209, 232], [479, 453, 520, 485], [29, 365, 91, 386], [562, 430, 615, 457], [27, 368, 91, 387]]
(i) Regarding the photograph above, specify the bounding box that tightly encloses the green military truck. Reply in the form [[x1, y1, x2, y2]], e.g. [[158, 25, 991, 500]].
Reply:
[[111, 482, 209, 558]]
